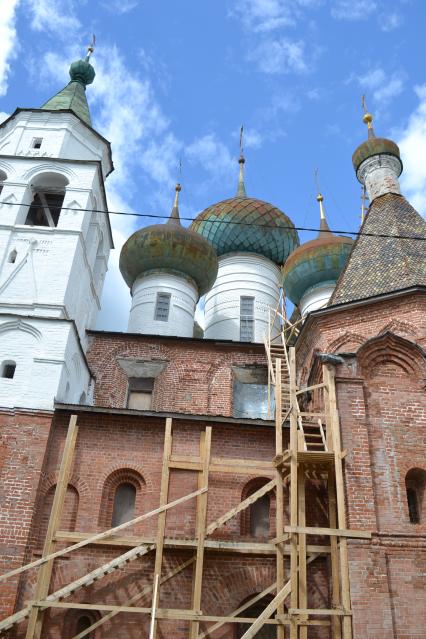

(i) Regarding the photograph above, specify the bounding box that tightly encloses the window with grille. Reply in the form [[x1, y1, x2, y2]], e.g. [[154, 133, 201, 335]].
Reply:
[[240, 296, 254, 342], [25, 191, 64, 227], [154, 292, 171, 322]]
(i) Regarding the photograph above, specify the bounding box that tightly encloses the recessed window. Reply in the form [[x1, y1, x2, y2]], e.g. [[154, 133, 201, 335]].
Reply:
[[8, 249, 17, 264], [1, 361, 16, 379], [240, 296, 254, 342], [154, 292, 171, 322], [25, 191, 64, 227], [127, 377, 154, 410], [405, 468, 426, 524], [75, 615, 93, 636], [31, 138, 43, 149], [112, 482, 136, 526]]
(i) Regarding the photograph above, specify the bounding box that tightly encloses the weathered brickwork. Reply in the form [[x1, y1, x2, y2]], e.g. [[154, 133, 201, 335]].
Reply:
[[86, 331, 269, 416], [297, 290, 426, 638], [6, 411, 329, 638]]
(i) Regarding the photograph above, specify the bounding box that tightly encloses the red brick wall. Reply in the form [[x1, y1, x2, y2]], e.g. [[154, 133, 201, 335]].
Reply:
[[86, 332, 268, 416], [7, 411, 330, 638], [296, 290, 426, 637], [0, 410, 53, 618]]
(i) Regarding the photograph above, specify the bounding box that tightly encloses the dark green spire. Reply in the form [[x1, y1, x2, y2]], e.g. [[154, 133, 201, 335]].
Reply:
[[41, 43, 96, 127]]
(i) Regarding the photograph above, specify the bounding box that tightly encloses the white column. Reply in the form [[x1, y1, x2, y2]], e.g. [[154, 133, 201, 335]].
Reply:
[[128, 271, 198, 337], [204, 253, 281, 343], [299, 282, 336, 317]]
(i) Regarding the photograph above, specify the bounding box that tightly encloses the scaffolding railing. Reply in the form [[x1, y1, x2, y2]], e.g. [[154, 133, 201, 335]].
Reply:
[[0, 294, 372, 638]]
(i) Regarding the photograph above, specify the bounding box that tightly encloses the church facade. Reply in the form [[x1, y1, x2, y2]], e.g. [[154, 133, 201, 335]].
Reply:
[[0, 51, 425, 639]]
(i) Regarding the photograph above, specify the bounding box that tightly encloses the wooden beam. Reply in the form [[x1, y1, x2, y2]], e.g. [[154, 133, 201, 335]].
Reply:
[[275, 357, 285, 639], [289, 609, 352, 616], [189, 427, 212, 639], [70, 558, 195, 639], [240, 579, 292, 639], [284, 526, 371, 540], [289, 346, 299, 639], [323, 365, 353, 639], [298, 467, 307, 639], [197, 582, 277, 639], [151, 417, 172, 637], [25, 414, 79, 639], [0, 487, 206, 584], [205, 478, 276, 536], [149, 574, 160, 639], [296, 383, 326, 395], [328, 468, 342, 639]]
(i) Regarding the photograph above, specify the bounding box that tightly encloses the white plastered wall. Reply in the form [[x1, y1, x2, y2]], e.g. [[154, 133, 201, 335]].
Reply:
[[128, 272, 198, 337], [204, 253, 281, 343], [0, 315, 91, 410]]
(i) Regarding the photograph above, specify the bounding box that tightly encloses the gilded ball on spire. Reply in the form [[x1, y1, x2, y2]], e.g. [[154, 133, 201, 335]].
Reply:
[[316, 193, 324, 202], [362, 112, 374, 127]]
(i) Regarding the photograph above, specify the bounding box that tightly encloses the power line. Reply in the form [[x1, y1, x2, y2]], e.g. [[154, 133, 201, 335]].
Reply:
[[1, 198, 426, 242]]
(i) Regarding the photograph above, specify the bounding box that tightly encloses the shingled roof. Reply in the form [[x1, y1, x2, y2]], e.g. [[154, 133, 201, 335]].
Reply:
[[330, 193, 426, 305]]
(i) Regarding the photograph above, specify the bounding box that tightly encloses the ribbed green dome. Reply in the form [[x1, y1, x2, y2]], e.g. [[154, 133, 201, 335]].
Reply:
[[190, 196, 299, 264], [283, 234, 353, 305], [120, 189, 218, 297]]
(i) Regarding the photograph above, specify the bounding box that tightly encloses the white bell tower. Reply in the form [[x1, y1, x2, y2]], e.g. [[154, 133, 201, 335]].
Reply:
[[0, 48, 113, 410]]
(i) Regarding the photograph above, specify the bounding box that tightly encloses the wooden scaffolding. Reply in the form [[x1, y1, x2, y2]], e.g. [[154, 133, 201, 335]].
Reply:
[[0, 304, 371, 638]]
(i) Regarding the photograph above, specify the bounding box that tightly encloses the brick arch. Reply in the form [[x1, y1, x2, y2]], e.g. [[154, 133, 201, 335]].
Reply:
[[357, 331, 426, 380], [327, 331, 365, 354], [240, 477, 275, 538], [37, 483, 79, 549], [201, 562, 276, 619], [405, 467, 426, 525], [62, 607, 102, 639], [98, 467, 148, 529], [379, 319, 417, 340]]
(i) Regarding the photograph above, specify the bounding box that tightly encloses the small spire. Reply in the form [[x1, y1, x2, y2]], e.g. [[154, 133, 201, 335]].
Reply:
[[316, 192, 331, 236], [361, 94, 375, 139], [85, 34, 96, 62], [237, 125, 247, 197], [167, 183, 182, 225]]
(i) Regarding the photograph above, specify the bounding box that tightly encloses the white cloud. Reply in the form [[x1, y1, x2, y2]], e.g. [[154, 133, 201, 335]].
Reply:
[[398, 84, 426, 215], [243, 127, 264, 149], [379, 11, 402, 32], [331, 0, 377, 20], [101, 0, 139, 14], [26, 0, 80, 36], [231, 0, 320, 33], [248, 38, 308, 74], [0, 0, 20, 97], [186, 133, 234, 177], [356, 67, 404, 108]]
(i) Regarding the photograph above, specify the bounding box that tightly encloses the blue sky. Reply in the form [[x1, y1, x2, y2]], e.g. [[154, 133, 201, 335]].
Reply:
[[1, 0, 426, 331]]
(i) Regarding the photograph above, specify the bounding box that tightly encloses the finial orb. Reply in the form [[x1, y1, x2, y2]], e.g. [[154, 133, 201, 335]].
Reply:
[[175, 183, 182, 192], [316, 193, 324, 202], [363, 112, 373, 125]]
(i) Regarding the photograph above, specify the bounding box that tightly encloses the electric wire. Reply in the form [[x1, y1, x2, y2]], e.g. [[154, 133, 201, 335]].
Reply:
[[1, 199, 426, 241]]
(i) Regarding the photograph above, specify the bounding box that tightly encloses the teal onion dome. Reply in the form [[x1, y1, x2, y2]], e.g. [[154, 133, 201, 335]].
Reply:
[[190, 196, 299, 265], [119, 185, 218, 297], [283, 196, 353, 305], [69, 59, 96, 87]]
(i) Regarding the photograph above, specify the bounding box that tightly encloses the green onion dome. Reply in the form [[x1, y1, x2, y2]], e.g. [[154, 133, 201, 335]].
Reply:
[[119, 185, 218, 297], [189, 158, 299, 264], [283, 195, 353, 305], [69, 59, 96, 87]]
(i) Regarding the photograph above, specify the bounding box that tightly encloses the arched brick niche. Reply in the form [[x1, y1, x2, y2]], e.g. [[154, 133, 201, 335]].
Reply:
[[405, 468, 426, 524], [98, 468, 146, 531], [240, 478, 275, 539]]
